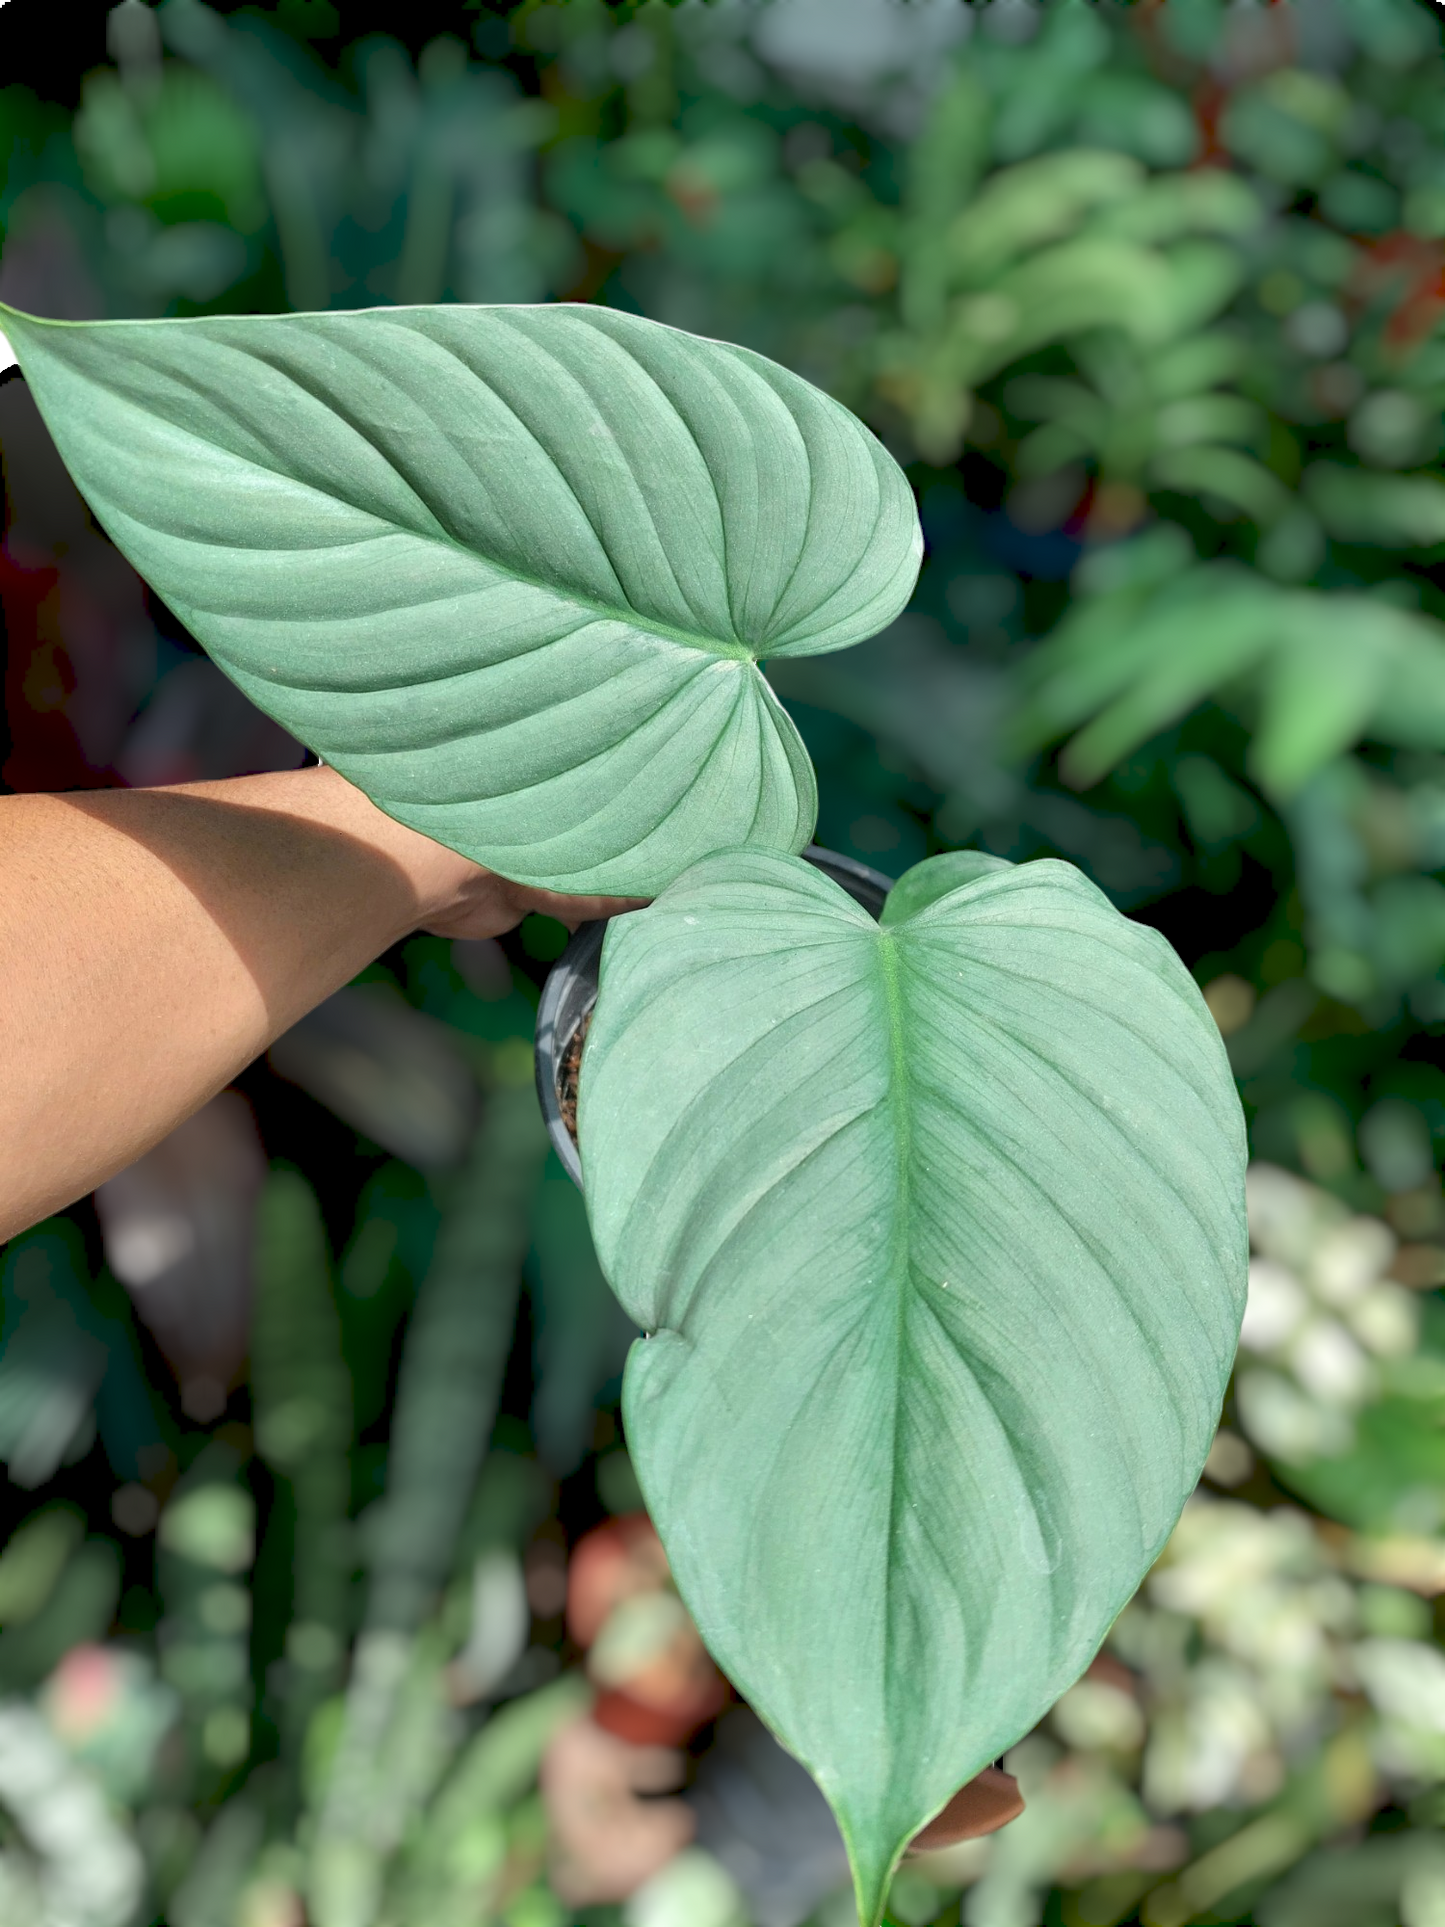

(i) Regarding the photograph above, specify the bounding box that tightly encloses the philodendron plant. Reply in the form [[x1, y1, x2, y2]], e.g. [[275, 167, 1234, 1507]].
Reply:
[[0, 299, 1247, 1927]]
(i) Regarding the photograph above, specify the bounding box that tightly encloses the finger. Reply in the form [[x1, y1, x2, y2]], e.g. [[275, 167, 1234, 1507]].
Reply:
[[536, 893, 650, 933]]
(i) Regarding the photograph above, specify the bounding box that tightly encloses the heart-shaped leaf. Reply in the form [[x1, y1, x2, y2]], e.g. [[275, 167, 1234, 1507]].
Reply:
[[0, 302, 920, 893], [579, 851, 1246, 1927]]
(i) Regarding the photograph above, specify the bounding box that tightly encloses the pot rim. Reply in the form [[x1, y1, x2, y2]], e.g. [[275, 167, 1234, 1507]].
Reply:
[[533, 845, 895, 1189]]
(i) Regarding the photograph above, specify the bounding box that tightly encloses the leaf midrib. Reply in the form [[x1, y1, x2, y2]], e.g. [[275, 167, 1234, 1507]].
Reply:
[[875, 926, 914, 1703], [12, 307, 765, 669]]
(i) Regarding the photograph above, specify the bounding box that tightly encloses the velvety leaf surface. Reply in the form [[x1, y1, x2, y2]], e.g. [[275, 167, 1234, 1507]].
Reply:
[[579, 851, 1247, 1926], [0, 302, 920, 893]]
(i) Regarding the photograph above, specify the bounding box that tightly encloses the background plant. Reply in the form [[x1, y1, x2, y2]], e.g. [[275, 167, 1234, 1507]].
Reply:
[[2, 2, 1445, 1925]]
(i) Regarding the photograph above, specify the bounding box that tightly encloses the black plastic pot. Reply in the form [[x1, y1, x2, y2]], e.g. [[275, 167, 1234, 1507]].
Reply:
[[534, 845, 895, 1188]]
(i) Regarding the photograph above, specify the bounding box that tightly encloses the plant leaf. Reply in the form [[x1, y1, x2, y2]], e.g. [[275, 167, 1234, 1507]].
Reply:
[[1148, 443, 1293, 523], [1052, 580, 1277, 787], [945, 237, 1170, 390], [1016, 563, 1445, 794], [881, 849, 1013, 921], [579, 850, 1247, 1927], [0, 301, 921, 894], [1086, 169, 1262, 245], [1250, 603, 1388, 797], [1303, 463, 1445, 549], [946, 148, 1144, 288]]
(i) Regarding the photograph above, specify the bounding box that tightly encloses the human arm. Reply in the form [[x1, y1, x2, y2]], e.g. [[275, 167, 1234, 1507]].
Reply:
[[0, 764, 638, 1241]]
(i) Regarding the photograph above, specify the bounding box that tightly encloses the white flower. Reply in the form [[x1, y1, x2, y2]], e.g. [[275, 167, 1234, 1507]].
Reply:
[[1346, 1284, 1421, 1360], [1353, 1639, 1445, 1736], [1289, 1318, 1373, 1407], [1235, 1369, 1353, 1464], [1309, 1217, 1397, 1308], [1240, 1260, 1309, 1354]]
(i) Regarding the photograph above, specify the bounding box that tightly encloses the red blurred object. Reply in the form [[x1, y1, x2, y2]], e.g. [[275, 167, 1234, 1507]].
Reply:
[[567, 1513, 672, 1649], [541, 1713, 695, 1907], [570, 1513, 730, 1746], [593, 1665, 729, 1748], [42, 1644, 123, 1745], [0, 365, 159, 795], [0, 232, 302, 799], [1086, 1650, 1139, 1696], [1352, 232, 1445, 354], [1191, 77, 1232, 168], [593, 1688, 703, 1749], [906, 1766, 1025, 1851]]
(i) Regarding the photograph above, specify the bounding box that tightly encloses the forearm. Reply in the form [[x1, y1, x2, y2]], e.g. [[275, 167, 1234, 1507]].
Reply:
[[2, 767, 490, 1239]]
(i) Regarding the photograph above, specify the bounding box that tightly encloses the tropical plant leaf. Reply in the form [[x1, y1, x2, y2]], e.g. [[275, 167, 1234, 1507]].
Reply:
[[881, 848, 1014, 920], [0, 301, 921, 894], [1148, 237, 1249, 339], [944, 238, 1171, 390], [529, 1153, 637, 1477], [251, 1170, 352, 1769], [1152, 394, 1266, 451], [1251, 610, 1389, 797], [364, 1087, 547, 1641], [1148, 444, 1293, 523], [1303, 464, 1445, 549], [945, 148, 1143, 288], [311, 1086, 547, 1925], [1011, 569, 1279, 784], [579, 850, 1247, 1927], [1015, 564, 1445, 797], [900, 65, 991, 334], [1086, 168, 1261, 244], [1146, 330, 1248, 401]]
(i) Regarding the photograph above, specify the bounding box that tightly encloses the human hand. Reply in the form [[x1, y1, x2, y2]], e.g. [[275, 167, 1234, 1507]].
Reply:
[[308, 764, 648, 939], [0, 765, 646, 1243], [417, 867, 649, 941]]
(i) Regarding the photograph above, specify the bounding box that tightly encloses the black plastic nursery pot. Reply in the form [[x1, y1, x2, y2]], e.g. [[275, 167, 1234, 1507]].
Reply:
[[534, 845, 895, 1188]]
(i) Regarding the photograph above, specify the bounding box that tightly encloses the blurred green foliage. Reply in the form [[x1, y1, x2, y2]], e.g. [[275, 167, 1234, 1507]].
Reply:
[[5, 2, 1445, 1923]]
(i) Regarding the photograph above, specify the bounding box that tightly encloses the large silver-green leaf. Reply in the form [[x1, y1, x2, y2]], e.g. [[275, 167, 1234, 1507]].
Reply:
[[0, 302, 920, 894], [579, 851, 1246, 1927]]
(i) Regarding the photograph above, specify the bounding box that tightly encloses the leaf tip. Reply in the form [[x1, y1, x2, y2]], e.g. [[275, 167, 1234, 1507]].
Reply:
[[838, 1819, 911, 1927]]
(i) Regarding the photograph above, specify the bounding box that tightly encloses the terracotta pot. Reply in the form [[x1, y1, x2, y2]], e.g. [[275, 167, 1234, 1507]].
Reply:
[[592, 1677, 727, 1748], [567, 1514, 672, 1650]]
